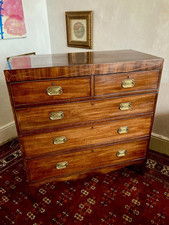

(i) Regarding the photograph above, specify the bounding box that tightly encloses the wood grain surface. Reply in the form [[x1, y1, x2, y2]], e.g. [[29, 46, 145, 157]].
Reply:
[[16, 93, 156, 133], [28, 139, 148, 182], [3, 50, 163, 189], [4, 50, 163, 82], [95, 70, 159, 96], [22, 116, 152, 158], [11, 76, 91, 106], [29, 158, 145, 186]]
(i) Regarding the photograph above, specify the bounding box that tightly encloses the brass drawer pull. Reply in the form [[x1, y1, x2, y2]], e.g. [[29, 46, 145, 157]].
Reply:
[[47, 86, 62, 96], [56, 161, 68, 169], [53, 136, 67, 145], [50, 111, 64, 120], [119, 102, 131, 111], [122, 79, 135, 88], [118, 126, 129, 134], [116, 149, 127, 157]]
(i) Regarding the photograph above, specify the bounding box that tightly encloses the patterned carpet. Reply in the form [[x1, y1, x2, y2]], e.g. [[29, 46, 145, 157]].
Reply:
[[0, 138, 169, 225]]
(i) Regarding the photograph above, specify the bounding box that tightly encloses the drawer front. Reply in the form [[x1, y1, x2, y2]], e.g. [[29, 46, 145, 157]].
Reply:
[[95, 70, 159, 96], [11, 77, 91, 106], [28, 139, 148, 181], [22, 116, 152, 158], [16, 93, 156, 133]]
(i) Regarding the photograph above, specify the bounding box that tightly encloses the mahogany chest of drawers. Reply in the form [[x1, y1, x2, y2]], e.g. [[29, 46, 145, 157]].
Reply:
[[4, 50, 163, 190]]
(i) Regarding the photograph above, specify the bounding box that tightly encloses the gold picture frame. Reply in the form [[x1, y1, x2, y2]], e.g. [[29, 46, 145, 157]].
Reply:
[[65, 11, 93, 49]]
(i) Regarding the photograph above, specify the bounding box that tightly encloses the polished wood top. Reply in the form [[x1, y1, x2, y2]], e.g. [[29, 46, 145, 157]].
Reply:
[[5, 50, 162, 70], [4, 50, 163, 82]]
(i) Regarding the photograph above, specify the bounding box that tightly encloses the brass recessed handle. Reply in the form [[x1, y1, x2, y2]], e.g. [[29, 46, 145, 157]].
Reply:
[[53, 136, 67, 145], [122, 79, 135, 88], [118, 126, 129, 134], [119, 102, 131, 111], [116, 149, 127, 157], [47, 86, 62, 96], [50, 111, 64, 120], [56, 161, 68, 169]]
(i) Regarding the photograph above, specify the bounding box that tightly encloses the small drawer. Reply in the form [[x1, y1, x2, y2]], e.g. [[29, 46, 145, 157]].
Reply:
[[22, 116, 152, 158], [16, 93, 156, 133], [27, 139, 148, 181], [11, 76, 91, 106], [95, 70, 159, 96]]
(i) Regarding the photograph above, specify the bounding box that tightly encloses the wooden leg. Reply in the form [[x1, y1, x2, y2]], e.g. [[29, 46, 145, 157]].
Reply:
[[128, 160, 146, 175], [28, 185, 39, 202]]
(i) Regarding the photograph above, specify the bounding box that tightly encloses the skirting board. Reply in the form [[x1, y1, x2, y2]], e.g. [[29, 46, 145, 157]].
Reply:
[[150, 134, 169, 156], [0, 121, 17, 145]]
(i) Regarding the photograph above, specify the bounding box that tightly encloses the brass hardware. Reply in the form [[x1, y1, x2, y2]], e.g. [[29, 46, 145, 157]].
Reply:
[[53, 136, 67, 145], [116, 149, 127, 157], [122, 79, 135, 88], [49, 111, 64, 120], [56, 161, 68, 169], [118, 126, 129, 134], [47, 86, 62, 96], [119, 102, 131, 111]]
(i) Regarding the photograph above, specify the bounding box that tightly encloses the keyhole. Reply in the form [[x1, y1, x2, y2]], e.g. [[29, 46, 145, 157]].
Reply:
[[91, 102, 94, 106], [91, 149, 94, 153], [52, 82, 54, 86]]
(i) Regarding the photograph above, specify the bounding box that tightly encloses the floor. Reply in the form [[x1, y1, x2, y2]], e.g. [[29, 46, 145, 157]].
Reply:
[[0, 138, 169, 225]]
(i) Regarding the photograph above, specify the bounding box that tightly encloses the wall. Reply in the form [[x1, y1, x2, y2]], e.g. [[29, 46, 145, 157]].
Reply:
[[0, 0, 51, 144], [46, 0, 169, 141]]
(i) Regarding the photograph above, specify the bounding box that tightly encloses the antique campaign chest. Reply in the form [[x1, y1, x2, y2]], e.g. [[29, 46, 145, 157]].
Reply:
[[4, 50, 163, 190]]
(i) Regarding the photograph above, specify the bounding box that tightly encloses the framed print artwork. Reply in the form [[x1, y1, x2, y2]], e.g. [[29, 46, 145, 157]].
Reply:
[[65, 11, 93, 49]]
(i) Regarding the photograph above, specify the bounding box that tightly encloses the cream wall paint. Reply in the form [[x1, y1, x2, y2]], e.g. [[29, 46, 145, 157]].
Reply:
[[46, 0, 169, 139], [0, 0, 51, 144], [46, 0, 169, 82]]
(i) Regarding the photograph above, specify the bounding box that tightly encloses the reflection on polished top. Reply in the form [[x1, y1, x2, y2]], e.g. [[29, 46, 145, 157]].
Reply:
[[5, 49, 162, 71], [4, 50, 163, 83]]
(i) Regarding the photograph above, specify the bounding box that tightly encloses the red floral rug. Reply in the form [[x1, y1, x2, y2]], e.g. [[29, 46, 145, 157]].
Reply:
[[0, 138, 169, 225]]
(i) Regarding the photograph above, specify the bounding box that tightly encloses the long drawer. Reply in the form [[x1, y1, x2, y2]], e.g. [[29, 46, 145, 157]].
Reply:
[[11, 76, 91, 106], [27, 139, 148, 182], [95, 70, 159, 96], [16, 93, 156, 133], [22, 116, 152, 158]]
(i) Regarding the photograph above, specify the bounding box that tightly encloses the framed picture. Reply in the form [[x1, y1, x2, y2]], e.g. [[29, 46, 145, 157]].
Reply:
[[65, 11, 93, 49]]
